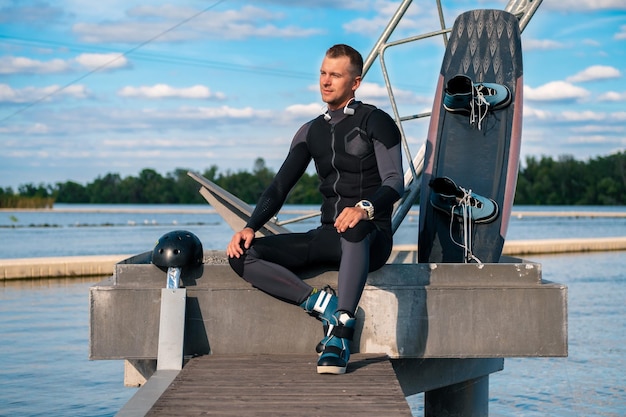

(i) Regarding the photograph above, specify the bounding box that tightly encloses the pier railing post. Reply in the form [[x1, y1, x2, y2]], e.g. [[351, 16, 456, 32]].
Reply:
[[156, 287, 186, 371]]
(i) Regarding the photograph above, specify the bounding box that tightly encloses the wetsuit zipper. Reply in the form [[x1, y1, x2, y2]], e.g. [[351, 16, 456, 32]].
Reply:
[[330, 123, 341, 220]]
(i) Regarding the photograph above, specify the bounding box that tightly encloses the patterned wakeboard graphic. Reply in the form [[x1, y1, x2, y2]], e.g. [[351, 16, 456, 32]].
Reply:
[[443, 9, 522, 89]]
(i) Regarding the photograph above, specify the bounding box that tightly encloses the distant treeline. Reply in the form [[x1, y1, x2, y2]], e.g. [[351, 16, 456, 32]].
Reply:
[[1, 153, 625, 208], [0, 158, 321, 208]]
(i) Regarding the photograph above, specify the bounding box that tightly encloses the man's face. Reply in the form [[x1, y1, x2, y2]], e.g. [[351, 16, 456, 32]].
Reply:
[[319, 55, 361, 110]]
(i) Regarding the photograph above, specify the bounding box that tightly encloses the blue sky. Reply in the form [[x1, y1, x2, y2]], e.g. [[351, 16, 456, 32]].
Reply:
[[1, 0, 625, 189]]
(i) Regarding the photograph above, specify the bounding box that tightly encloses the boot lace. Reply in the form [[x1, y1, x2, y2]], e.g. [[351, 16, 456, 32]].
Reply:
[[447, 185, 483, 264], [469, 84, 492, 131]]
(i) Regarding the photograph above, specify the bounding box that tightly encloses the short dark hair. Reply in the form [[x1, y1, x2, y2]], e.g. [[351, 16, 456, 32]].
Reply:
[[326, 44, 363, 77]]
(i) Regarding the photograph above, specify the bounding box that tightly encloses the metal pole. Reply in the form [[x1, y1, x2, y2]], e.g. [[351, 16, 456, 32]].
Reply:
[[505, 0, 545, 33], [362, 0, 413, 77]]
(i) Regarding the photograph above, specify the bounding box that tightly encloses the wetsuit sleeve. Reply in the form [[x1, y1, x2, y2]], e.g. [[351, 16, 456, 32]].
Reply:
[[367, 109, 404, 213], [245, 122, 313, 232]]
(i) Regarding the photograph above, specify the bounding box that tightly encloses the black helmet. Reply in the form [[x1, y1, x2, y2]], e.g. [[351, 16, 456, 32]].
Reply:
[[152, 230, 203, 268]]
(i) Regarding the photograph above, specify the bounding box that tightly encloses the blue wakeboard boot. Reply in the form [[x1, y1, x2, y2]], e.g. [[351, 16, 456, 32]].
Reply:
[[474, 82, 511, 111], [317, 310, 355, 375], [444, 75, 511, 119], [429, 176, 499, 224], [300, 286, 338, 351], [443, 75, 473, 113]]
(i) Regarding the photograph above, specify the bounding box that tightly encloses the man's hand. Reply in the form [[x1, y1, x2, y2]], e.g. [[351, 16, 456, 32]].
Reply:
[[334, 206, 368, 233], [226, 227, 255, 258]]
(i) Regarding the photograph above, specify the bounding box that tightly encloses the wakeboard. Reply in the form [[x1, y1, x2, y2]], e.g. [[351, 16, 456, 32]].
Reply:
[[418, 9, 523, 263]]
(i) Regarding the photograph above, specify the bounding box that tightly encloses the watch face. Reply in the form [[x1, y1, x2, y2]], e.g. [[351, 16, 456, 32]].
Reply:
[[362, 201, 371, 207]]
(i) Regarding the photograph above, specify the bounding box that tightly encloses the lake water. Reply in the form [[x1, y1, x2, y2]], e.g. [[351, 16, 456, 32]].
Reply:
[[0, 205, 625, 416], [1, 204, 625, 259]]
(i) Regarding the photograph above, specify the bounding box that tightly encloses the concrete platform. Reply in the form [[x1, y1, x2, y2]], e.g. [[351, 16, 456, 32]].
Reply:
[[89, 252, 567, 360]]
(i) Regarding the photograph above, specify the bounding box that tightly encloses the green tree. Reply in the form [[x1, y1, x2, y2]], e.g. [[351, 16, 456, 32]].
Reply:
[[287, 172, 322, 204], [55, 181, 89, 203], [88, 173, 123, 203], [168, 169, 205, 204]]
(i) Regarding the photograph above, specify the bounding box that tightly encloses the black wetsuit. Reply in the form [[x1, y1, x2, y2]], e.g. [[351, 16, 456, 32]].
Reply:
[[228, 101, 404, 314]]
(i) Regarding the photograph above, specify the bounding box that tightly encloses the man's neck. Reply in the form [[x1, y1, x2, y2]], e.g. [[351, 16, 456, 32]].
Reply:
[[327, 97, 355, 111]]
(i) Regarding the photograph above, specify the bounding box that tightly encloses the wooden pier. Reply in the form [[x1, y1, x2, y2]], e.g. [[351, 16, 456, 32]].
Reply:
[[141, 354, 412, 417]]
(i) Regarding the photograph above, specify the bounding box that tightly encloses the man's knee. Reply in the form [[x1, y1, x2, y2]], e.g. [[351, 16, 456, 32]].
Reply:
[[228, 242, 252, 277], [342, 221, 374, 242]]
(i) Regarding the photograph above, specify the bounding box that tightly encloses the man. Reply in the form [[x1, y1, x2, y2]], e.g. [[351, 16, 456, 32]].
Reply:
[[227, 44, 404, 374]]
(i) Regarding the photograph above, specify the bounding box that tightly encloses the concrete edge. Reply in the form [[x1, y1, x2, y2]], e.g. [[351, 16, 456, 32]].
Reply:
[[0, 254, 130, 280], [2, 237, 626, 280], [114, 369, 179, 417], [392, 236, 626, 256]]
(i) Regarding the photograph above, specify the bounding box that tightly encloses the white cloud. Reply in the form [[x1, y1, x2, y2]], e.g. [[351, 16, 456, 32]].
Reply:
[[523, 38, 565, 51], [522, 105, 553, 120], [72, 5, 322, 43], [560, 110, 626, 124], [543, 0, 626, 11], [72, 21, 186, 44], [178, 105, 273, 120], [127, 4, 198, 20], [343, 2, 434, 37], [571, 125, 626, 134], [523, 107, 626, 127], [0, 56, 69, 74], [285, 103, 323, 118], [565, 135, 614, 145], [305, 80, 421, 104], [609, 111, 626, 121], [615, 25, 626, 40], [74, 53, 130, 71], [101, 136, 214, 149], [0, 84, 90, 103], [26, 123, 51, 134], [2, 104, 279, 141], [0, 2, 64, 25], [192, 6, 323, 40], [0, 123, 51, 135], [358, 82, 390, 99], [598, 91, 626, 102], [566, 65, 621, 83], [118, 84, 225, 100], [563, 133, 626, 152], [582, 39, 602, 47], [359, 82, 428, 108], [0, 54, 130, 75], [0, 84, 19, 102], [344, 16, 390, 36], [524, 81, 590, 102], [560, 111, 607, 122]]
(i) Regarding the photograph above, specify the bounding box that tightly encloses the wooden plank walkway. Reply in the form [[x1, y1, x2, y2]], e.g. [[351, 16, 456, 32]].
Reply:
[[145, 354, 412, 417]]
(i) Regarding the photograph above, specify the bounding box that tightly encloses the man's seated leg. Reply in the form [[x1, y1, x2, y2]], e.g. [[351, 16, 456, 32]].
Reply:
[[228, 232, 321, 304]]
